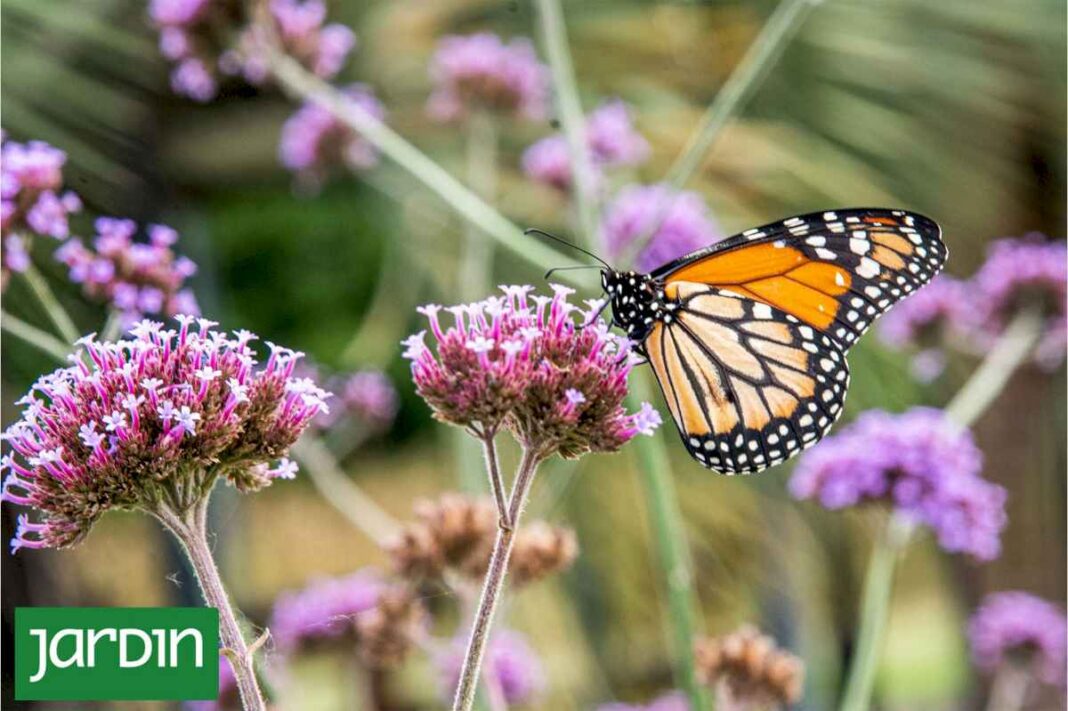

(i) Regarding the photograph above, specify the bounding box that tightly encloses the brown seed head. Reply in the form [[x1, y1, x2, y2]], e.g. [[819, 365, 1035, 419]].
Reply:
[[354, 586, 427, 669], [695, 625, 805, 708], [508, 521, 579, 586]]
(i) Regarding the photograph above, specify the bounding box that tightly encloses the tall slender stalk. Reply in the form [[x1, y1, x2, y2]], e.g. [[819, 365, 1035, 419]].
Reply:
[[838, 309, 1044, 711], [1, 309, 72, 364], [156, 496, 267, 711], [452, 448, 542, 711], [629, 374, 710, 711], [534, 0, 601, 244], [21, 265, 80, 343]]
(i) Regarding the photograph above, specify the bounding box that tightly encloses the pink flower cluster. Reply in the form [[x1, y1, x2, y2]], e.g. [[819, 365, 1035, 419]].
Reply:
[[879, 236, 1066, 374], [1, 316, 329, 552], [1, 133, 82, 277], [402, 284, 660, 459], [437, 630, 544, 706], [789, 407, 1006, 561], [279, 84, 384, 182], [150, 0, 355, 101], [427, 33, 549, 123], [522, 100, 650, 192], [969, 591, 1067, 687], [270, 569, 384, 653], [55, 218, 199, 324]]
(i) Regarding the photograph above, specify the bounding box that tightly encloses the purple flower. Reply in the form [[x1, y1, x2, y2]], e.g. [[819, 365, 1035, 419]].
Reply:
[[596, 692, 690, 711], [267, 0, 356, 80], [279, 84, 385, 183], [403, 285, 659, 458], [438, 630, 544, 705], [171, 58, 217, 102], [427, 33, 549, 123], [969, 591, 1067, 687], [55, 218, 199, 324], [789, 407, 1006, 560], [877, 276, 975, 381], [0, 318, 328, 552], [1, 135, 82, 260], [602, 184, 723, 273], [522, 99, 649, 192], [971, 236, 1067, 370], [269, 569, 384, 653], [338, 370, 399, 429]]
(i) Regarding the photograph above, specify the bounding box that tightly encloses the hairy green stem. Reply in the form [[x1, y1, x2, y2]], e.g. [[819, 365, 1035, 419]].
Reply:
[[22, 265, 80, 343], [838, 309, 1044, 711], [535, 0, 601, 244], [629, 374, 710, 711], [261, 47, 583, 282], [1, 309, 71, 364]]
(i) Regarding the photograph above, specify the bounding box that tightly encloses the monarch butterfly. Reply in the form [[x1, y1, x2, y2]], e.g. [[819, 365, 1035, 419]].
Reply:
[[539, 208, 947, 474]]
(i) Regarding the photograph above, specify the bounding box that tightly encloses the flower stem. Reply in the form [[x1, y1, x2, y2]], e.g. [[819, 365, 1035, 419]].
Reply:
[[21, 264, 80, 343], [629, 373, 710, 711], [534, 0, 601, 245], [1, 309, 71, 364], [452, 448, 542, 711], [291, 437, 402, 546], [480, 434, 510, 529], [100, 308, 124, 342], [259, 46, 583, 282], [664, 0, 821, 189], [984, 662, 1032, 711], [838, 513, 913, 711], [838, 308, 1044, 711], [156, 497, 266, 711]]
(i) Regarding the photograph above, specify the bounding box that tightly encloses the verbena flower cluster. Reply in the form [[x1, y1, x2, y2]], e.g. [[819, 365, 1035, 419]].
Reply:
[[270, 569, 384, 653], [279, 84, 385, 183], [331, 368, 399, 430], [427, 33, 549, 123], [55, 218, 199, 324], [968, 591, 1067, 687], [694, 626, 805, 708], [602, 184, 722, 273], [402, 284, 660, 458], [789, 407, 1006, 560], [0, 317, 328, 552], [522, 99, 650, 191], [880, 236, 1066, 374], [437, 630, 544, 706], [1, 133, 82, 280], [150, 0, 355, 101]]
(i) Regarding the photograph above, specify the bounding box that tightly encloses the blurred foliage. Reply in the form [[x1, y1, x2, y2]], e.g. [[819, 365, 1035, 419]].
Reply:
[[1, 0, 1065, 709]]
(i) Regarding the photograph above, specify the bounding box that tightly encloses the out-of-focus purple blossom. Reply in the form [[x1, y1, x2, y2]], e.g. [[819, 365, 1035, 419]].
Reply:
[[596, 691, 690, 711], [189, 657, 238, 711], [2, 235, 31, 286], [1, 135, 82, 257], [403, 284, 659, 459], [54, 218, 199, 325], [427, 33, 549, 123], [0, 317, 329, 552], [338, 370, 399, 429], [789, 407, 1006, 560], [171, 58, 217, 102], [878, 276, 974, 381], [279, 84, 384, 183], [969, 591, 1067, 687], [522, 99, 649, 192], [438, 630, 544, 706], [602, 184, 723, 273], [270, 569, 384, 653], [971, 236, 1067, 370]]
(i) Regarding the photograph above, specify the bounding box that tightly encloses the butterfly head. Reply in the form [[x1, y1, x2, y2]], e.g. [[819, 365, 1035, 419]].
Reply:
[[602, 270, 659, 341]]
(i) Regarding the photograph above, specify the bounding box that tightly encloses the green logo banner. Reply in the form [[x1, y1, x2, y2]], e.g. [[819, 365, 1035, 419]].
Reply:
[[15, 607, 219, 701]]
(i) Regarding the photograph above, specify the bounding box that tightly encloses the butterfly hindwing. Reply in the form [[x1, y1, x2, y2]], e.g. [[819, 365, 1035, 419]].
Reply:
[[644, 281, 850, 474]]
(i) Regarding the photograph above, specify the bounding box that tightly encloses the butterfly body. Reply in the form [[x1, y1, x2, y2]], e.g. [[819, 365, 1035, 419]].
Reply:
[[597, 208, 947, 475]]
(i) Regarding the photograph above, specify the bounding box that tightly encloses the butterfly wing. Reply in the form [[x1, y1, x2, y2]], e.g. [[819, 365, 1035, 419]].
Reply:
[[642, 208, 945, 473], [645, 282, 849, 474], [651, 208, 946, 349]]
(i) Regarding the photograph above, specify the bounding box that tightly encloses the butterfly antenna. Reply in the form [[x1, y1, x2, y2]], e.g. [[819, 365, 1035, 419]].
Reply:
[[525, 228, 612, 269], [544, 264, 603, 280]]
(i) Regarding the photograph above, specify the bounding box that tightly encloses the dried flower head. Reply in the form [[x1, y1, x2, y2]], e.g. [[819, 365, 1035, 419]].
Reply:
[[55, 218, 199, 325], [969, 591, 1067, 687], [269, 569, 384, 654], [1, 134, 82, 282], [972, 236, 1067, 370], [789, 407, 1006, 560], [1, 317, 328, 551], [602, 184, 722, 273], [522, 99, 649, 192], [279, 85, 385, 185], [438, 630, 545, 706], [387, 494, 579, 586], [695, 626, 804, 709], [353, 585, 428, 669], [427, 33, 549, 123], [595, 693, 690, 711], [402, 284, 660, 459]]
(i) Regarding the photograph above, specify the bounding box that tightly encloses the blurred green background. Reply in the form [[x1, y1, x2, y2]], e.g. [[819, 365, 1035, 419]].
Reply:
[[1, 0, 1065, 709]]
